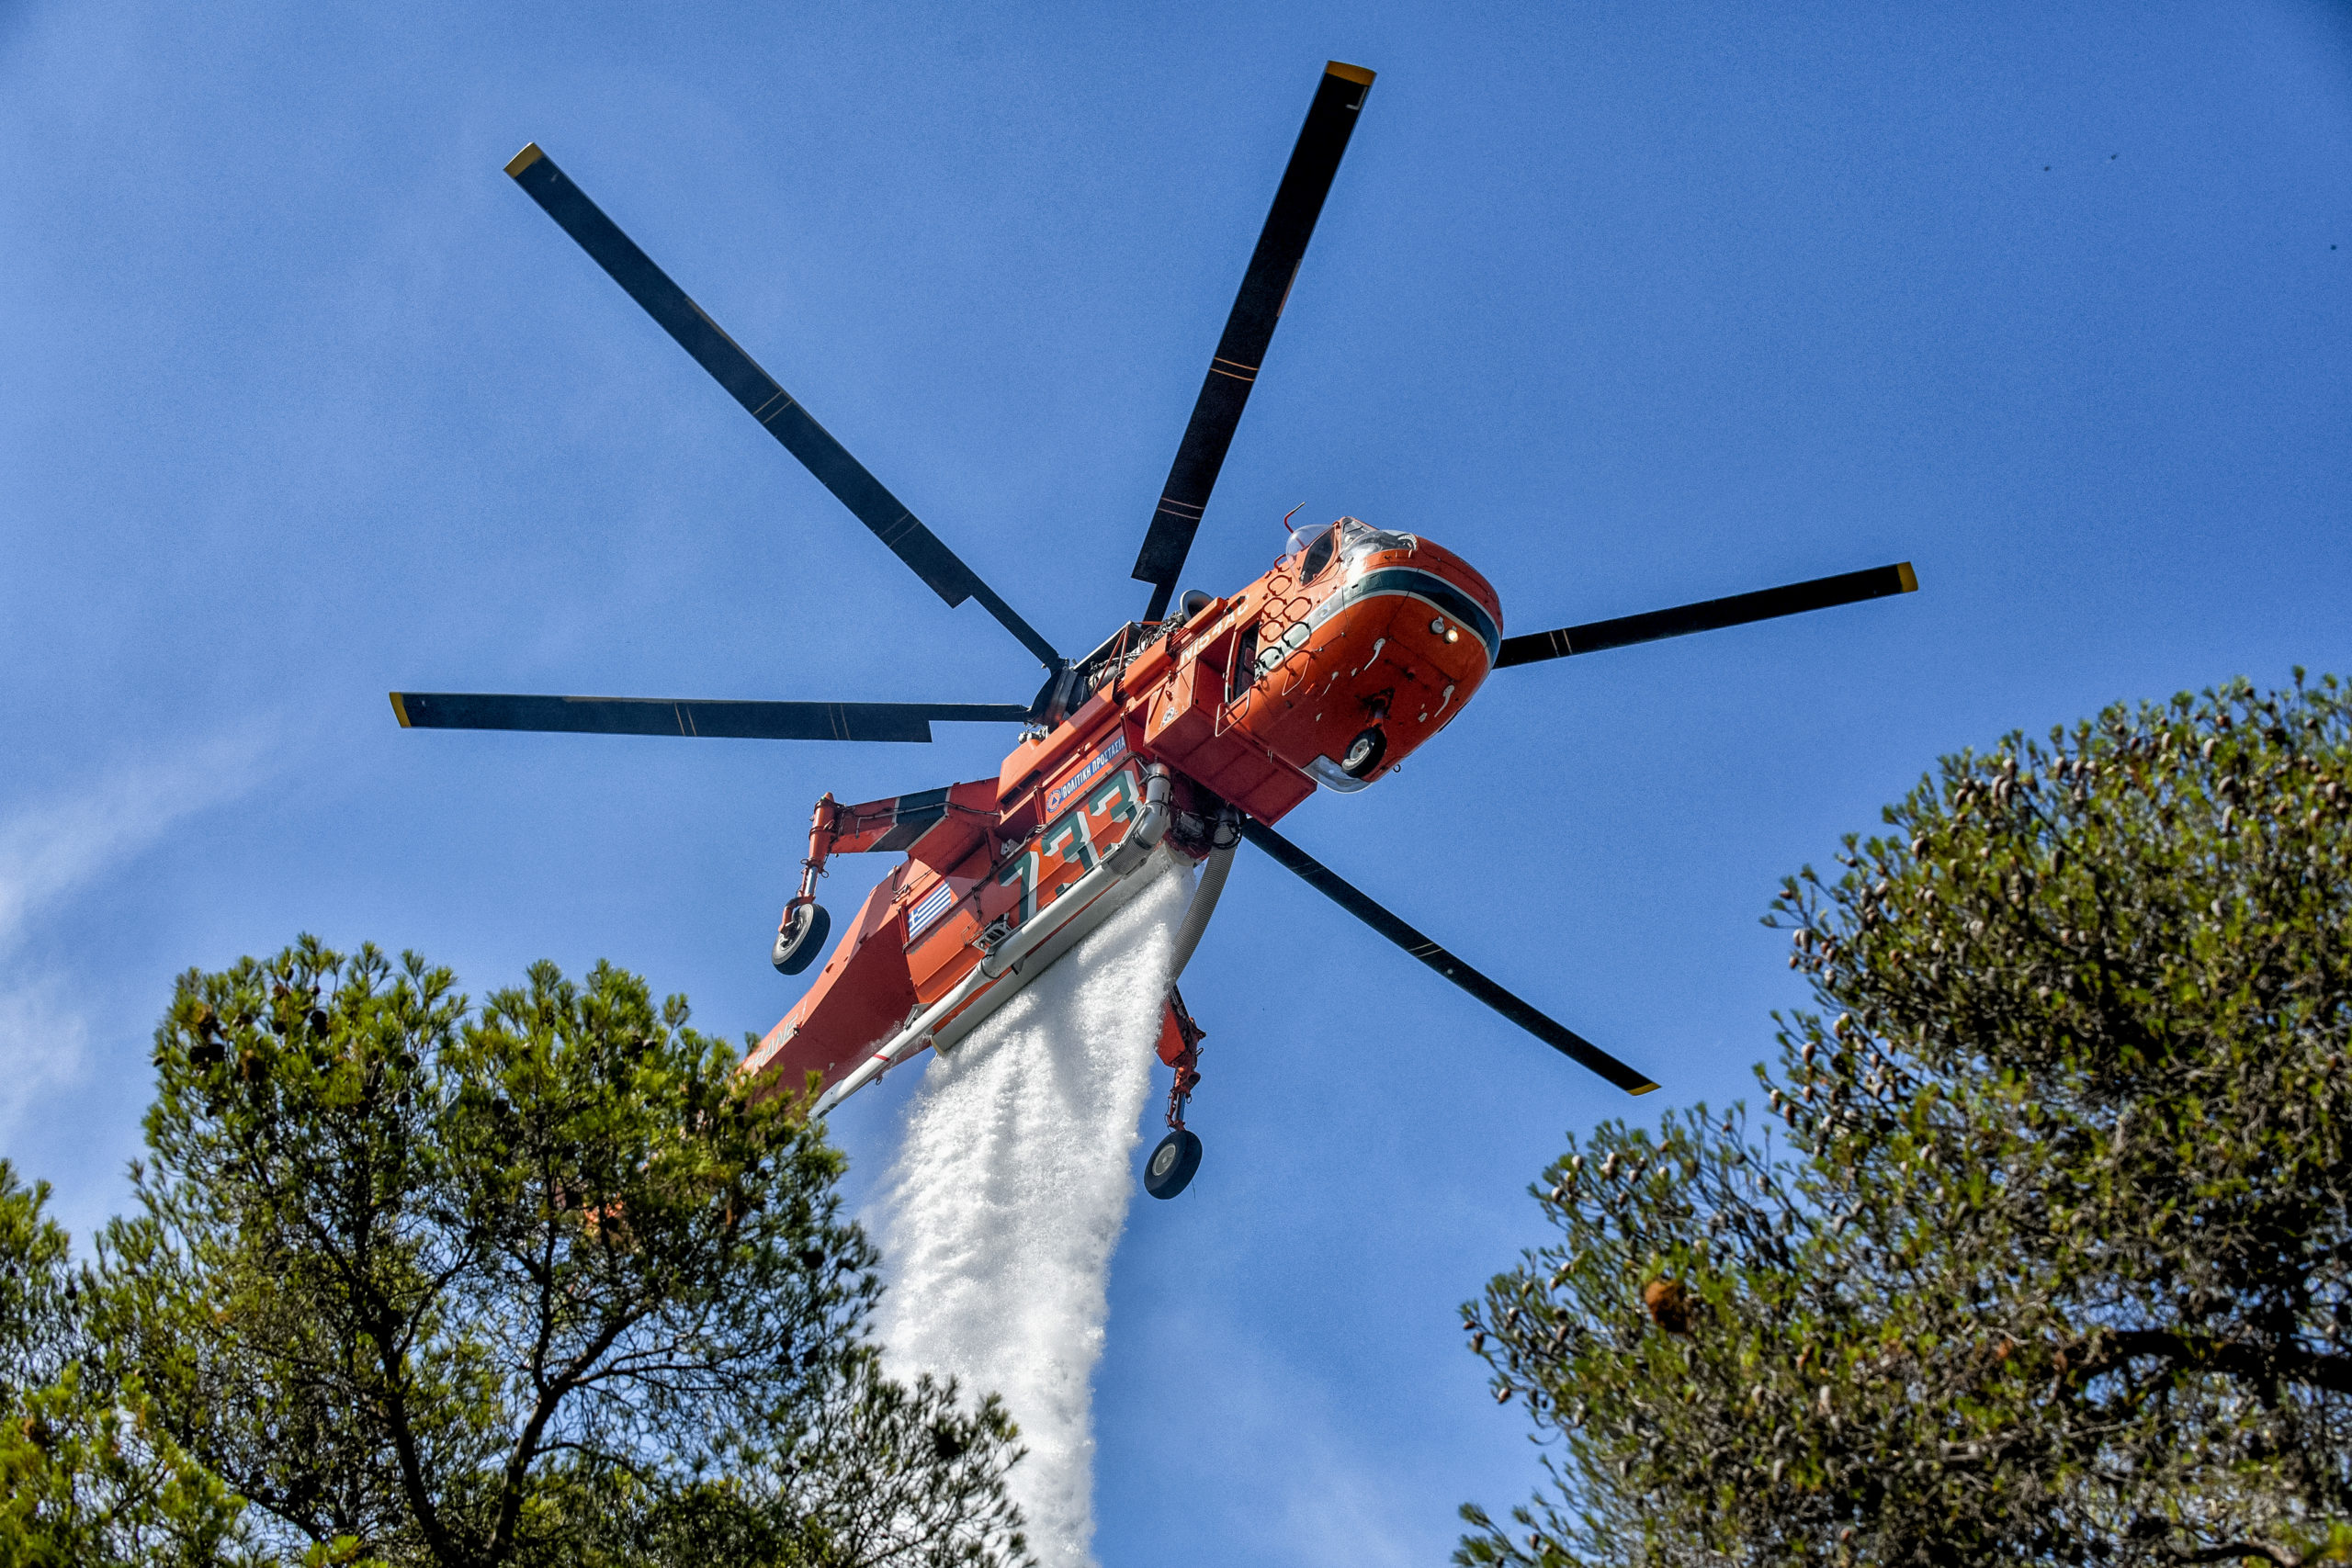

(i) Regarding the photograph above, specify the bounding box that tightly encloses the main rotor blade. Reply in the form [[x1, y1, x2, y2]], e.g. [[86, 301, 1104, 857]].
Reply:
[[1498, 561, 1917, 669], [1129, 62, 1376, 622], [390, 693, 1029, 743], [504, 144, 1060, 672], [1237, 818, 1657, 1095]]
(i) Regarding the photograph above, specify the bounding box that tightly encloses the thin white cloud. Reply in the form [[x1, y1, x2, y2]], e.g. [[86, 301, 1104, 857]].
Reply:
[[0, 731, 273, 1134], [0, 975, 92, 1145], [0, 731, 270, 954], [1273, 1450, 1423, 1568], [1142, 1316, 1436, 1568]]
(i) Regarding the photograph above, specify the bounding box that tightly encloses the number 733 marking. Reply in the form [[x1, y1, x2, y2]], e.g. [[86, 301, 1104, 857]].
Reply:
[[993, 766, 1142, 926]]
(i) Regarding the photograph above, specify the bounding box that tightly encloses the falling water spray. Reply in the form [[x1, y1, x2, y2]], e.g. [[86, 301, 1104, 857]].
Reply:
[[874, 863, 1192, 1568]]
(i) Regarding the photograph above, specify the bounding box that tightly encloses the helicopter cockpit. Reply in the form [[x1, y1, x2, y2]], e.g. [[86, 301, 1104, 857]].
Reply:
[[1281, 515, 1417, 587]]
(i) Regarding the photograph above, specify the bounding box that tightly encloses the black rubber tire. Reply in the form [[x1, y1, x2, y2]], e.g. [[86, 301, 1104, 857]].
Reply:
[[1340, 727, 1388, 780], [772, 902, 831, 976], [1144, 1129, 1203, 1200]]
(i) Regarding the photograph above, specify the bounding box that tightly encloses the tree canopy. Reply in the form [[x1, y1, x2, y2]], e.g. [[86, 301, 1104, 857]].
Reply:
[[5, 940, 1029, 1568], [1462, 675, 2352, 1567], [2, 1157, 244, 1568]]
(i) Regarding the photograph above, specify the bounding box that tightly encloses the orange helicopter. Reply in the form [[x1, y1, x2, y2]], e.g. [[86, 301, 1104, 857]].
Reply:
[[391, 61, 1917, 1198]]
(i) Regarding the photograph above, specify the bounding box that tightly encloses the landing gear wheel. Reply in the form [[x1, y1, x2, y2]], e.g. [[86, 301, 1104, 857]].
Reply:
[[1340, 727, 1387, 780], [1144, 1128, 1203, 1200], [772, 902, 831, 976]]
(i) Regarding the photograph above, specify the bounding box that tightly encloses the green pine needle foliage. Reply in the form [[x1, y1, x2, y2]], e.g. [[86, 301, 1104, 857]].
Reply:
[[1, 1160, 254, 1568], [1460, 675, 2352, 1568], [0, 939, 1033, 1568]]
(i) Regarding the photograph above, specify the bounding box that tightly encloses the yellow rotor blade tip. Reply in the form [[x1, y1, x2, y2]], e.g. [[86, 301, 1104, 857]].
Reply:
[[389, 692, 412, 728], [504, 143, 545, 177], [1326, 61, 1376, 85], [1896, 561, 1918, 592]]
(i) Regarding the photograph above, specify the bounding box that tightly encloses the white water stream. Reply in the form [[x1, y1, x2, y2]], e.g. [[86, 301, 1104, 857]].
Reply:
[[873, 864, 1191, 1568]]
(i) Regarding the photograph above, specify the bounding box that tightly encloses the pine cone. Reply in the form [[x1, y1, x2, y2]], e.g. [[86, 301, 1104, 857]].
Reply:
[[1643, 1277, 1693, 1336]]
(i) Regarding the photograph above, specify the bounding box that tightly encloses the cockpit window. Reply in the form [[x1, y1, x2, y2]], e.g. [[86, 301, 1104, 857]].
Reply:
[[1336, 515, 1416, 563], [1298, 525, 1337, 584]]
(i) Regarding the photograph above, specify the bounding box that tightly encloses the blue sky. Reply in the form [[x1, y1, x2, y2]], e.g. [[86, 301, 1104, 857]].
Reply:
[[4, 2, 2348, 1562]]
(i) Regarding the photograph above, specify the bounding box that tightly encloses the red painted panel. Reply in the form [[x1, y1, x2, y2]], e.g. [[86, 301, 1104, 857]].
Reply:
[[904, 839, 992, 1002], [1142, 657, 1219, 764], [748, 876, 917, 1101], [1231, 767, 1315, 824]]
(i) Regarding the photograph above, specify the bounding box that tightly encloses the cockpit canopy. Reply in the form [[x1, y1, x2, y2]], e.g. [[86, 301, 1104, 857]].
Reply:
[[1283, 516, 1417, 586]]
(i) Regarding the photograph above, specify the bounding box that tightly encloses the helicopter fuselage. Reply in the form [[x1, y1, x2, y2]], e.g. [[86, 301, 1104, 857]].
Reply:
[[741, 516, 1504, 1111]]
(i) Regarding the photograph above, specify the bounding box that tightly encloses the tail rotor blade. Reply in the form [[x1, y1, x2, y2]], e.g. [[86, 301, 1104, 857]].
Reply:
[[1238, 818, 1657, 1095], [504, 144, 1060, 671], [390, 693, 1030, 742], [1498, 561, 1917, 669], [1130, 62, 1376, 621]]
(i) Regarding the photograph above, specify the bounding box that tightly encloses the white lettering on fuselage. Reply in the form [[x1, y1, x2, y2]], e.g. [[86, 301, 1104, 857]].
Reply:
[[1045, 732, 1127, 816]]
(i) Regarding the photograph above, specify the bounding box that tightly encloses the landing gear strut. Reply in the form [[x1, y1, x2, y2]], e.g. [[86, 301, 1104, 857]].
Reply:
[[774, 793, 842, 976], [1146, 988, 1206, 1200]]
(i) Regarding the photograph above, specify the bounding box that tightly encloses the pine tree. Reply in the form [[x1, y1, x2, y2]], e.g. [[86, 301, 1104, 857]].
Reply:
[[1461, 676, 2352, 1567], [96, 940, 1028, 1568]]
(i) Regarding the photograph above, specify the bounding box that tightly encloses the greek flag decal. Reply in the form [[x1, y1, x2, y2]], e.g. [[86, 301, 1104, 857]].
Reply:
[[908, 882, 956, 936]]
